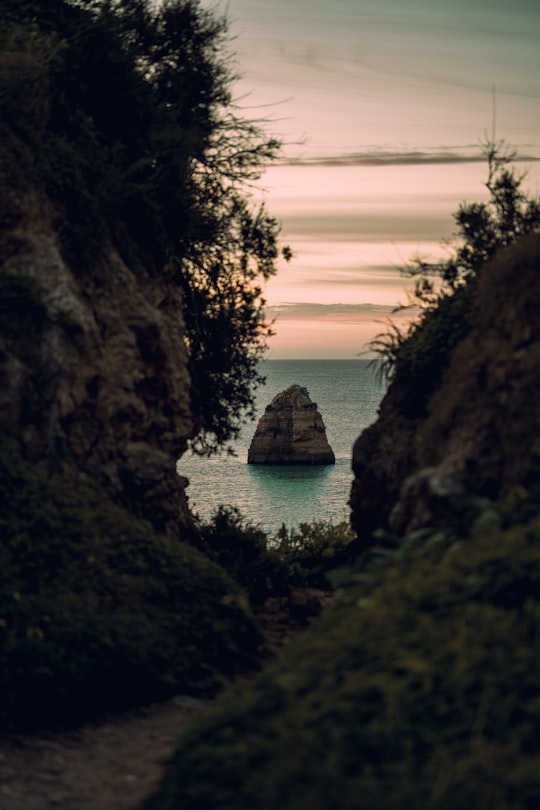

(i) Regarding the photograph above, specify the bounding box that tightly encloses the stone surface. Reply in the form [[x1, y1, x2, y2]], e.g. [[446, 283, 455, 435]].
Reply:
[[248, 384, 335, 465], [350, 233, 540, 545], [0, 177, 193, 536]]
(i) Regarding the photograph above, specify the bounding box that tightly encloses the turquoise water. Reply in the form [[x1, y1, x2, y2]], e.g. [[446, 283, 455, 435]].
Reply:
[[177, 360, 386, 534]]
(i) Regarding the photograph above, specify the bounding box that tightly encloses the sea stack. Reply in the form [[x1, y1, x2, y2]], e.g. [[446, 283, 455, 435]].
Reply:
[[248, 384, 335, 465]]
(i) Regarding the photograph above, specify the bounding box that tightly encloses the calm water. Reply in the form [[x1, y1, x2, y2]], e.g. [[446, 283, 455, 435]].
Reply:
[[177, 360, 386, 535]]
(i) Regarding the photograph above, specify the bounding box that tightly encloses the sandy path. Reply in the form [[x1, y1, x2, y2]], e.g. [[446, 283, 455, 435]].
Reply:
[[0, 695, 207, 810], [0, 589, 331, 809]]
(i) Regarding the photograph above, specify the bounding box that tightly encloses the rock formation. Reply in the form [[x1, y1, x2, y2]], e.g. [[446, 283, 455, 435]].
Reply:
[[350, 233, 540, 545], [0, 178, 193, 536], [248, 384, 335, 465]]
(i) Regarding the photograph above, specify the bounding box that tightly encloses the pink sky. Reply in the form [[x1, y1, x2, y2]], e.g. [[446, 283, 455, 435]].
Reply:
[[257, 158, 540, 358], [204, 0, 540, 358]]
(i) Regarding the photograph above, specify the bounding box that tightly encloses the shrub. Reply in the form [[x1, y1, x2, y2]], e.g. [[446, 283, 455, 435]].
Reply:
[[371, 140, 540, 391], [0, 438, 262, 730], [145, 499, 540, 809], [188, 510, 356, 601], [272, 521, 356, 589], [187, 506, 286, 605], [370, 281, 476, 415]]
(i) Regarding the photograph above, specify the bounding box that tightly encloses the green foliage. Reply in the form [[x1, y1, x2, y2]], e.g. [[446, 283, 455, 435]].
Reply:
[[371, 140, 540, 388], [408, 139, 540, 299], [188, 509, 356, 601], [0, 0, 288, 453], [0, 438, 262, 730], [272, 521, 355, 588], [371, 283, 476, 413], [0, 18, 61, 138], [496, 445, 540, 532], [187, 506, 285, 605], [145, 502, 540, 810]]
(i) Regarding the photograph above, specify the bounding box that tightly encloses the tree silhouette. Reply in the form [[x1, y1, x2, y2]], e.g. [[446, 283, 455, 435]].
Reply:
[[1, 0, 288, 453]]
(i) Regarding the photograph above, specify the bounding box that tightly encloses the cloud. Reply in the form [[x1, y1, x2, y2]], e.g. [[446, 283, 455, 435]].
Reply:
[[263, 300, 421, 358], [265, 301, 418, 322], [277, 147, 540, 168]]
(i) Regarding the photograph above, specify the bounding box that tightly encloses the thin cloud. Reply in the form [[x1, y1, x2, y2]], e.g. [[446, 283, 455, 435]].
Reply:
[[265, 302, 418, 320], [276, 147, 540, 168]]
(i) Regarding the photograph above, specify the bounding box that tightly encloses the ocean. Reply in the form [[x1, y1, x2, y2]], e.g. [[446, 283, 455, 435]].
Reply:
[[177, 359, 386, 535]]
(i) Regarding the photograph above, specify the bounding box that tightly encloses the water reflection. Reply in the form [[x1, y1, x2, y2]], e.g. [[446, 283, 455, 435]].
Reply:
[[247, 463, 333, 485], [247, 463, 335, 531]]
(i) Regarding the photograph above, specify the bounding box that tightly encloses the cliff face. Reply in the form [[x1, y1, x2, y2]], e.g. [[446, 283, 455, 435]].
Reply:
[[248, 384, 335, 465], [0, 178, 192, 536], [350, 233, 540, 545]]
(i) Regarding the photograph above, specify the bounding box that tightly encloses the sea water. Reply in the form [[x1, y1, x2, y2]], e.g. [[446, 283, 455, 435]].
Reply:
[[177, 360, 386, 535]]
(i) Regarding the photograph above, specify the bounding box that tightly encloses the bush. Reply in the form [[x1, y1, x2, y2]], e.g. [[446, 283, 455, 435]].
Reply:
[[188, 510, 356, 601], [187, 506, 286, 605], [272, 521, 356, 589], [0, 439, 262, 730], [371, 140, 540, 392], [145, 503, 540, 810]]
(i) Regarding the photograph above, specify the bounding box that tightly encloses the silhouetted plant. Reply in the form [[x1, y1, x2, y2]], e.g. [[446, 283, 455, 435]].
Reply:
[[407, 138, 540, 301], [273, 521, 355, 588], [370, 139, 540, 384], [1, 0, 289, 454]]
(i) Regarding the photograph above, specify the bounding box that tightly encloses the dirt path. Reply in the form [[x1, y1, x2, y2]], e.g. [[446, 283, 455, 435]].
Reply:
[[0, 695, 208, 810], [0, 589, 332, 810]]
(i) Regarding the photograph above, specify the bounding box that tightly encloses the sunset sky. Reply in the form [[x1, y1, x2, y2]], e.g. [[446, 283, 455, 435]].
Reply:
[[207, 0, 540, 358]]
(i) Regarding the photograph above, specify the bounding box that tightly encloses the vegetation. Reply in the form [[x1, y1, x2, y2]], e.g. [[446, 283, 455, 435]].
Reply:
[[370, 284, 476, 414], [408, 139, 540, 299], [0, 437, 263, 730], [0, 420, 357, 730], [371, 140, 540, 391], [187, 506, 284, 606], [145, 476, 540, 810], [0, 0, 288, 454], [272, 520, 355, 589], [188, 507, 355, 603]]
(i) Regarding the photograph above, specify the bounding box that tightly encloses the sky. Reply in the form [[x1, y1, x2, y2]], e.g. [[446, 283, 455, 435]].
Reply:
[[206, 0, 540, 358]]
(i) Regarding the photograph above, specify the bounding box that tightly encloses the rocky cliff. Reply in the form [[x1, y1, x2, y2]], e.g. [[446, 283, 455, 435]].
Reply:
[[248, 384, 335, 465], [350, 233, 540, 546], [0, 174, 193, 536]]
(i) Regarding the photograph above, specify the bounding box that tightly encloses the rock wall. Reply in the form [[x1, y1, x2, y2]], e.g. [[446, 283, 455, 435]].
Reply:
[[248, 384, 335, 465], [350, 234, 540, 545], [0, 179, 193, 536]]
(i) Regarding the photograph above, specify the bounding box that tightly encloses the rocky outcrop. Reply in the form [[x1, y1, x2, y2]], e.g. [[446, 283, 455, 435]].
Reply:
[[0, 179, 193, 536], [248, 384, 335, 465], [350, 234, 540, 545]]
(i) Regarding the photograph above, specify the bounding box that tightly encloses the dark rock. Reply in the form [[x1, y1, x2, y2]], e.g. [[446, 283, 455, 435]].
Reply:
[[0, 180, 192, 536], [349, 233, 540, 545], [388, 466, 483, 537]]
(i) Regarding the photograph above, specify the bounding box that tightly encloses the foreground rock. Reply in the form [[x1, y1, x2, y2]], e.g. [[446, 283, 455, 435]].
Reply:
[[248, 384, 335, 465], [0, 159, 192, 536], [350, 233, 540, 544]]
